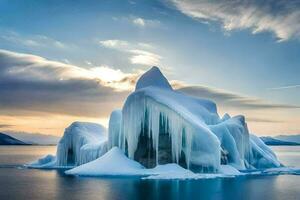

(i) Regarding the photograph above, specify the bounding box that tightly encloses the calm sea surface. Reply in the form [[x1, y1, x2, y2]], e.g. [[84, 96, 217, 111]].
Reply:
[[0, 145, 299, 200]]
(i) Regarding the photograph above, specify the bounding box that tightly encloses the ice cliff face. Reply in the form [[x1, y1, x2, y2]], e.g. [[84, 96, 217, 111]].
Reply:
[[108, 66, 281, 172]]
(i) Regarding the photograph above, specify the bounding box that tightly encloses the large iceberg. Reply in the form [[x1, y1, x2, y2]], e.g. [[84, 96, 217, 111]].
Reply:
[[108, 66, 281, 172], [28, 66, 282, 176]]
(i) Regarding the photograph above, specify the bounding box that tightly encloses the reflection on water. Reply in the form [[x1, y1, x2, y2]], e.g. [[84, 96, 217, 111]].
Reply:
[[271, 146, 300, 168], [0, 145, 299, 200], [0, 145, 56, 166]]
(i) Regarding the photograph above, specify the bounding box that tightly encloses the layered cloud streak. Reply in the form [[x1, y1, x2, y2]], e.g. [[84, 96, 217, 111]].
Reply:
[[98, 39, 161, 66], [0, 49, 134, 117], [171, 0, 300, 41], [0, 49, 299, 134]]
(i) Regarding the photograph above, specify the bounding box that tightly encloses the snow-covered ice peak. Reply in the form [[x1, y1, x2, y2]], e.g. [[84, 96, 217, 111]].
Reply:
[[135, 66, 173, 91]]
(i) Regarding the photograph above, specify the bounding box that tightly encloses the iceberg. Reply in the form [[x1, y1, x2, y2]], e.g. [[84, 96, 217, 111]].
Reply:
[[26, 154, 57, 169], [56, 122, 108, 166], [27, 122, 108, 168], [28, 66, 283, 178], [109, 66, 280, 173]]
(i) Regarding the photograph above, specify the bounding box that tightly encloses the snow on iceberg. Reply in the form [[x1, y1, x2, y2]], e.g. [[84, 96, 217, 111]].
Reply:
[[218, 165, 242, 176], [65, 147, 146, 176], [66, 147, 234, 179]]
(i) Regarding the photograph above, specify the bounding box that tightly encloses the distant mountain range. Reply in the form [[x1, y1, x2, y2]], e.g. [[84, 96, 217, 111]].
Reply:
[[5, 131, 60, 145], [260, 134, 300, 146], [275, 134, 300, 144], [0, 133, 28, 145], [260, 136, 300, 146]]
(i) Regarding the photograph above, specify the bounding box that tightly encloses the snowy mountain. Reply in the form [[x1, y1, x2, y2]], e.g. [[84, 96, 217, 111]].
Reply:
[[260, 136, 300, 146], [0, 132, 28, 145], [27, 66, 282, 176]]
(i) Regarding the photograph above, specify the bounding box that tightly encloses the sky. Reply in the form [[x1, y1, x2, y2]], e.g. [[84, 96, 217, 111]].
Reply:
[[0, 0, 299, 137]]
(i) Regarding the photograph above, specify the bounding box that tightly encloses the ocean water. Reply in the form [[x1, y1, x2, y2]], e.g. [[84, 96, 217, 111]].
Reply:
[[0, 146, 299, 200]]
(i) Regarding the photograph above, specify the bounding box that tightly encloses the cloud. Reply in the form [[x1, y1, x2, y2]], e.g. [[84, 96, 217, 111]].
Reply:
[[0, 49, 137, 90], [0, 124, 14, 128], [112, 16, 161, 28], [133, 18, 146, 27], [0, 49, 141, 118], [0, 30, 69, 49], [268, 84, 300, 90], [246, 118, 284, 123], [175, 84, 300, 110], [129, 49, 161, 66], [98, 39, 161, 66], [170, 0, 300, 41], [99, 40, 129, 49], [132, 17, 160, 27]]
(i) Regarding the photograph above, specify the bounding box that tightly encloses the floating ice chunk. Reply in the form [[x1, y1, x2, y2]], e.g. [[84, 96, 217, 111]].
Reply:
[[26, 154, 57, 169]]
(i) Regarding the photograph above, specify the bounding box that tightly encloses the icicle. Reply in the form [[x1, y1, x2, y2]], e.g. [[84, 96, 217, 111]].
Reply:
[[108, 110, 122, 150]]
